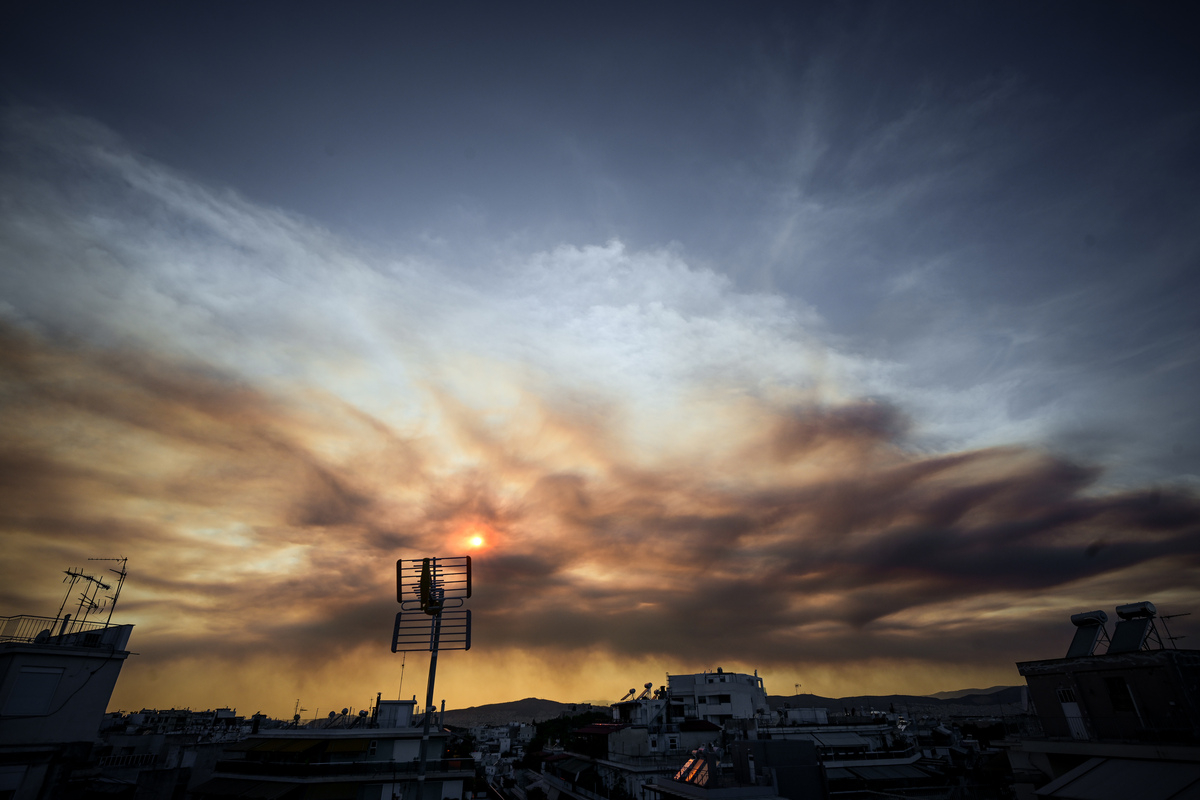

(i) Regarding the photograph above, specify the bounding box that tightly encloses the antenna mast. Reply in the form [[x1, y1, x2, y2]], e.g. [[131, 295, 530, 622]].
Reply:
[[1160, 612, 1191, 649], [89, 557, 129, 624], [393, 556, 472, 800], [59, 568, 110, 626]]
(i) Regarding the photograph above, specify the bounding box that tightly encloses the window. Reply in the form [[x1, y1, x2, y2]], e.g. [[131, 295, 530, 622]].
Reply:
[[1055, 688, 1077, 704], [368, 740, 378, 756], [2, 667, 64, 716], [1104, 678, 1136, 713]]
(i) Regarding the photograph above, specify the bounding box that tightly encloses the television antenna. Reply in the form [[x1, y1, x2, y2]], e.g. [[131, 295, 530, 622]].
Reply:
[[57, 568, 110, 628], [1160, 612, 1191, 648], [393, 556, 472, 800], [89, 557, 129, 624]]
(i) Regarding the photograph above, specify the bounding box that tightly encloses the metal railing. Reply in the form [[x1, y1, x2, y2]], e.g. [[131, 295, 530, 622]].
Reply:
[[599, 752, 693, 767], [0, 614, 115, 645], [819, 745, 921, 763], [99, 753, 160, 769], [214, 758, 475, 779]]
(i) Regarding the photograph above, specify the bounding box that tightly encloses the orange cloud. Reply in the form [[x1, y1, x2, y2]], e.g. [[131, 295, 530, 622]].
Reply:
[[2, 323, 1198, 717]]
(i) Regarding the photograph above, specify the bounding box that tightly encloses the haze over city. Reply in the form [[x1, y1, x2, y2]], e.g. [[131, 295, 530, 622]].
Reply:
[[1, 3, 1198, 719]]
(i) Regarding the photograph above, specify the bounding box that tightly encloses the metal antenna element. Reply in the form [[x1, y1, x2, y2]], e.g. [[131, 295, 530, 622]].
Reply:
[[393, 556, 472, 800], [59, 568, 111, 627], [89, 557, 129, 624], [1160, 612, 1191, 649]]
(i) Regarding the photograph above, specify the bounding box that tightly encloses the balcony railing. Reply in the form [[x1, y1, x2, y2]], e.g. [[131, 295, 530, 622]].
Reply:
[[213, 758, 474, 780], [99, 753, 161, 769], [0, 615, 117, 646]]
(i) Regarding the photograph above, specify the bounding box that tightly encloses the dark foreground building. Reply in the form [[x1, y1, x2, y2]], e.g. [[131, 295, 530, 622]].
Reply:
[[0, 614, 135, 800], [190, 700, 474, 800], [1006, 601, 1200, 799]]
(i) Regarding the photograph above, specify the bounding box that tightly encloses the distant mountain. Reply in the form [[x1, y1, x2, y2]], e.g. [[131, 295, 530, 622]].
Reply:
[[445, 686, 1028, 728], [442, 697, 593, 728], [926, 685, 1019, 700]]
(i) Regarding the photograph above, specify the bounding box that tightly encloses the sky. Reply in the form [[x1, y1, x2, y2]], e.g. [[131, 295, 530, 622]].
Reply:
[[1, 2, 1199, 718]]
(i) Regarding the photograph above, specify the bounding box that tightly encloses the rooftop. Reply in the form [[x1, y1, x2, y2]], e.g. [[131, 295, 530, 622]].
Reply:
[[0, 614, 132, 651]]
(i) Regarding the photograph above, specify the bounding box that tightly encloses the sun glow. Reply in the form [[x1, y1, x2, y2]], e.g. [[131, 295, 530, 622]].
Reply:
[[459, 521, 494, 551]]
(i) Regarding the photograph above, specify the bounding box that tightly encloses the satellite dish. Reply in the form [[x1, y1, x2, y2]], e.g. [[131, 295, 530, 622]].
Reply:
[[341, 708, 349, 716], [34, 630, 51, 644]]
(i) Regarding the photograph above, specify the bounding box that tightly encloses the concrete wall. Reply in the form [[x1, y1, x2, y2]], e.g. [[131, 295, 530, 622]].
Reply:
[[0, 630, 132, 745]]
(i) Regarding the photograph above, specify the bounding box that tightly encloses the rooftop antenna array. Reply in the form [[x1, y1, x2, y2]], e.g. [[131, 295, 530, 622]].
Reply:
[[54, 557, 129, 634], [1159, 612, 1190, 648], [89, 557, 129, 625], [393, 555, 472, 800], [57, 568, 110, 628]]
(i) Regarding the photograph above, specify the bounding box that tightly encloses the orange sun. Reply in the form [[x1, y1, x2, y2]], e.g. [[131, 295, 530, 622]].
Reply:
[[458, 521, 496, 552]]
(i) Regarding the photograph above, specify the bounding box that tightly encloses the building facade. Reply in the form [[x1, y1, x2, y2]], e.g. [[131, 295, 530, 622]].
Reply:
[[665, 671, 769, 727], [0, 614, 134, 800]]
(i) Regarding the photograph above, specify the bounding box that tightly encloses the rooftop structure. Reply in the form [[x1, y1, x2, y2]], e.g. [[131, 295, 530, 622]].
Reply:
[[643, 740, 824, 800], [191, 722, 473, 800], [0, 613, 135, 799], [1006, 601, 1200, 799], [666, 670, 769, 726]]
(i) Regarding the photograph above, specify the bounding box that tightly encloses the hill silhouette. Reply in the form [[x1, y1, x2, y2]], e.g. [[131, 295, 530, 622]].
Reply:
[[442, 697, 595, 727], [442, 687, 1025, 728]]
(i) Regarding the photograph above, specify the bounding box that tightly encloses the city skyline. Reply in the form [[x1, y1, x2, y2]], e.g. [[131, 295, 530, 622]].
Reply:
[[1, 3, 1199, 719]]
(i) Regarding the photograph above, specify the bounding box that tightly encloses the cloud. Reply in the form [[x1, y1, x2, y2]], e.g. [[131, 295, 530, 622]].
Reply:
[[2, 110, 1199, 715]]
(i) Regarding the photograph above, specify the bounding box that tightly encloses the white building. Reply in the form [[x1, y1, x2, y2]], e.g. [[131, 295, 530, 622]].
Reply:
[[666, 669, 770, 726], [0, 614, 135, 799]]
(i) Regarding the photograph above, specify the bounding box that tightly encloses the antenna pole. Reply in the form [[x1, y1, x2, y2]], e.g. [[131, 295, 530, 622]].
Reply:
[[91, 557, 128, 625], [74, 573, 110, 624], [1160, 612, 1191, 649], [416, 609, 443, 800], [393, 555, 471, 800], [58, 570, 84, 625]]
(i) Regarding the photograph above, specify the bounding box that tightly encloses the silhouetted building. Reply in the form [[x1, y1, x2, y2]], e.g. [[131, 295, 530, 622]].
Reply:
[[190, 700, 473, 800], [643, 740, 825, 800], [1006, 601, 1200, 799], [0, 614, 134, 799]]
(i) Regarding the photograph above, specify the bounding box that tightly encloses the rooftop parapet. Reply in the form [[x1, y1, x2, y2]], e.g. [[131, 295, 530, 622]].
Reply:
[[0, 614, 133, 650]]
